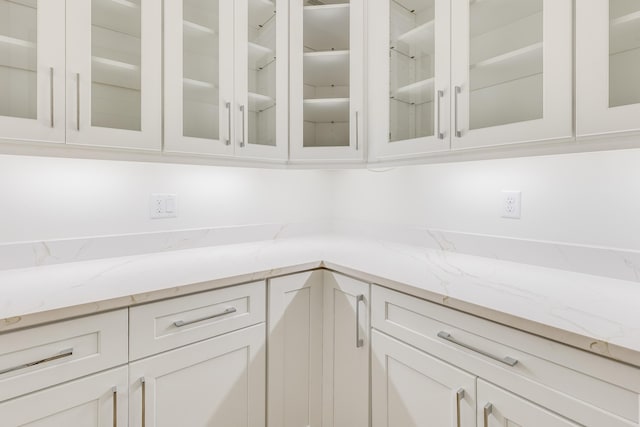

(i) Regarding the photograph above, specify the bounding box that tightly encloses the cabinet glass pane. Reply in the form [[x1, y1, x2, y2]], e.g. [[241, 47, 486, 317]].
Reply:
[[0, 0, 37, 120], [609, 0, 640, 108], [469, 0, 543, 130], [248, 0, 277, 146], [91, 0, 141, 131], [183, 0, 219, 140], [303, 0, 350, 148], [389, 0, 435, 142]]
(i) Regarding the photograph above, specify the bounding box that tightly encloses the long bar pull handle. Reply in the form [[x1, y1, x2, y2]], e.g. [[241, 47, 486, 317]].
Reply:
[[455, 388, 465, 427], [173, 307, 237, 328], [437, 90, 444, 139], [437, 331, 518, 367], [76, 73, 81, 131], [239, 105, 246, 147], [140, 377, 146, 427], [355, 111, 360, 150], [0, 348, 73, 376], [49, 67, 54, 128], [355, 294, 365, 348], [483, 403, 493, 427], [225, 102, 231, 146], [112, 387, 118, 427], [454, 86, 462, 138]]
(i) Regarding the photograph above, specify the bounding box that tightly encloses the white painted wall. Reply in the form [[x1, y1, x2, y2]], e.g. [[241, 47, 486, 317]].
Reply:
[[330, 148, 640, 251], [0, 154, 333, 243]]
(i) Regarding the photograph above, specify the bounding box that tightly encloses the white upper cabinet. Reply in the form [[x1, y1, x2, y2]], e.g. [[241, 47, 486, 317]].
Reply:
[[451, 0, 572, 150], [66, 0, 162, 150], [165, 0, 288, 161], [0, 0, 65, 144], [369, 0, 451, 161], [290, 0, 365, 162], [577, 0, 640, 137]]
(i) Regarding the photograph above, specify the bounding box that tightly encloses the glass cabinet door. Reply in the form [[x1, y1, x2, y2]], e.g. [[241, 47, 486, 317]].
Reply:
[[66, 0, 162, 150], [577, 0, 640, 136], [290, 0, 364, 161], [451, 0, 572, 149], [0, 0, 65, 143], [369, 0, 451, 160]]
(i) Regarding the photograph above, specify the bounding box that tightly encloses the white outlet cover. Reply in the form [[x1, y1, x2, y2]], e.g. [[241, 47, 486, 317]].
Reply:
[[501, 190, 521, 219], [150, 194, 178, 219]]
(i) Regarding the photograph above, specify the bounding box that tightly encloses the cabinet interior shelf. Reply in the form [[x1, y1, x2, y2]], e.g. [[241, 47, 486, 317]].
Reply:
[[304, 3, 350, 52], [249, 42, 274, 69], [470, 42, 542, 91], [395, 19, 434, 55], [610, 10, 640, 56], [248, 91, 275, 112], [304, 97, 349, 123], [183, 19, 216, 35], [391, 77, 434, 104], [304, 50, 349, 86], [183, 78, 217, 89], [250, 0, 276, 29], [0, 35, 35, 49], [107, 0, 140, 9], [92, 56, 139, 71]]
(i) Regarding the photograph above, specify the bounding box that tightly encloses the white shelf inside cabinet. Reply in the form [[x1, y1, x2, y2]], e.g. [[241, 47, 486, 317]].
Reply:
[[248, 91, 275, 112], [249, 42, 274, 69], [304, 4, 350, 52], [91, 56, 140, 90], [249, 0, 276, 29], [391, 77, 434, 104], [469, 0, 542, 39], [610, 10, 640, 55], [395, 20, 434, 56], [104, 0, 139, 8], [0, 35, 36, 71], [304, 98, 349, 123], [469, 42, 542, 91], [92, 0, 141, 39], [0, 35, 35, 49], [304, 50, 349, 86], [183, 19, 216, 35]]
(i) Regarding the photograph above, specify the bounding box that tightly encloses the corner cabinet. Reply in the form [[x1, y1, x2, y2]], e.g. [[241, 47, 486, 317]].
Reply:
[[576, 0, 640, 137], [164, 0, 288, 161], [290, 1, 365, 162], [66, 0, 162, 150]]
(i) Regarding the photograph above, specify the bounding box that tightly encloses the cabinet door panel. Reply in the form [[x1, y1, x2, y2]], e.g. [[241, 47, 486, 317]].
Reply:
[[0, 0, 65, 143], [66, 0, 161, 150], [478, 379, 579, 427], [129, 324, 265, 427], [372, 330, 476, 427], [0, 367, 128, 427]]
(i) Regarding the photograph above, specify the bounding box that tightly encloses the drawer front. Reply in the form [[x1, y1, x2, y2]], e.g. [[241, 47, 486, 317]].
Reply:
[[0, 309, 128, 402], [371, 285, 640, 427], [129, 281, 266, 360]]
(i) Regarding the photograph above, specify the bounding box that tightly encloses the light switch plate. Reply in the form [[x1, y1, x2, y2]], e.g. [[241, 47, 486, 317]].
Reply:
[[150, 194, 178, 219], [502, 191, 521, 219]]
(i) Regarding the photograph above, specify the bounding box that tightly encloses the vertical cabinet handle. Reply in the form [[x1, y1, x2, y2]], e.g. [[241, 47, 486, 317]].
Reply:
[[355, 111, 360, 150], [436, 90, 444, 139], [112, 386, 118, 427], [49, 67, 54, 128], [355, 294, 365, 348], [225, 102, 231, 146], [76, 73, 81, 131], [239, 105, 246, 147], [454, 85, 462, 138], [455, 388, 465, 427], [483, 403, 493, 427], [140, 377, 146, 427]]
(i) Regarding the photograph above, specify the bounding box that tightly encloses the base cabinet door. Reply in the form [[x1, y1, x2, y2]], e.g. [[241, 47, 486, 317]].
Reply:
[[129, 324, 266, 427], [372, 330, 476, 427], [478, 379, 579, 427], [0, 366, 128, 427]]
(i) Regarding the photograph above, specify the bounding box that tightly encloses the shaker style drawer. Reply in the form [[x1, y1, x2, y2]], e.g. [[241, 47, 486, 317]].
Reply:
[[371, 285, 640, 427], [0, 309, 128, 402], [129, 281, 266, 360]]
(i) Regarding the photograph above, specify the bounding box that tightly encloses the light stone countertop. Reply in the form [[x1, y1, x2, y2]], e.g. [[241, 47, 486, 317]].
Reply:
[[1, 236, 639, 367]]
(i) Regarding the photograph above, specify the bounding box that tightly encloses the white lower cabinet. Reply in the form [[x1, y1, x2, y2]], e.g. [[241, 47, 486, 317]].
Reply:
[[268, 270, 370, 427], [372, 330, 476, 427], [0, 366, 128, 427], [128, 323, 266, 427]]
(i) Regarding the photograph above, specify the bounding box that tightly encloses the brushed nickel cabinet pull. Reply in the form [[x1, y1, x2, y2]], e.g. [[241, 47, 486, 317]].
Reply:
[[355, 294, 365, 348], [76, 73, 81, 131], [239, 105, 246, 147], [437, 90, 444, 139], [112, 386, 118, 427], [140, 377, 146, 427], [437, 331, 518, 367], [483, 403, 493, 427], [455, 388, 465, 427], [454, 85, 462, 138], [0, 348, 73, 376], [49, 67, 54, 127], [173, 307, 237, 328], [225, 102, 231, 145]]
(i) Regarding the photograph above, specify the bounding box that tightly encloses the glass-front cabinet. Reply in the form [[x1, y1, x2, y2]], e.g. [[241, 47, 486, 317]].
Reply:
[[368, 0, 451, 160], [290, 0, 364, 161], [451, 0, 572, 150], [577, 0, 640, 137], [165, 0, 287, 160], [66, 0, 162, 150], [0, 0, 65, 143]]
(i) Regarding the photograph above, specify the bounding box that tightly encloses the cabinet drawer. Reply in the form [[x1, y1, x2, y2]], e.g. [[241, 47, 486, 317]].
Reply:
[[129, 281, 266, 360], [0, 309, 128, 402], [372, 285, 640, 427]]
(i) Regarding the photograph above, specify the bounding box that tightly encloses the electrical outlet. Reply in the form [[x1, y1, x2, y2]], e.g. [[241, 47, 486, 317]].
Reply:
[[150, 194, 178, 219], [502, 191, 521, 219]]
